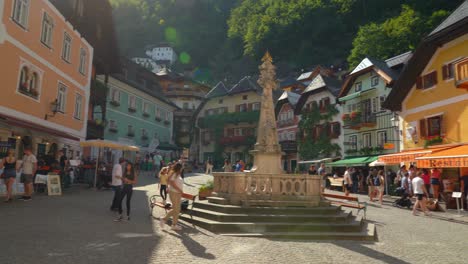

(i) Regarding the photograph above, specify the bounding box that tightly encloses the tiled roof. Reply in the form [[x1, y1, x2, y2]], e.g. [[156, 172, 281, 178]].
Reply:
[[228, 76, 262, 95], [429, 0, 468, 36], [205, 82, 228, 99]]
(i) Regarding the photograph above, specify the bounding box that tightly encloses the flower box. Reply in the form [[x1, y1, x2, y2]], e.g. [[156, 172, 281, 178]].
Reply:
[[110, 100, 120, 107], [163, 120, 170, 125], [128, 107, 137, 113], [155, 117, 162, 122], [143, 112, 150, 118]]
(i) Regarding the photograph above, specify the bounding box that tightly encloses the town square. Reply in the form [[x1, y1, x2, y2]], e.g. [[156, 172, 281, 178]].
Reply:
[[1, 0, 468, 263]]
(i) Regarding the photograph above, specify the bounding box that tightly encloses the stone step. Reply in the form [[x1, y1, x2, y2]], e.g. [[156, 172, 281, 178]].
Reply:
[[241, 199, 328, 208], [179, 215, 363, 233], [218, 223, 376, 241], [190, 207, 352, 223], [193, 200, 341, 215], [207, 196, 229, 205]]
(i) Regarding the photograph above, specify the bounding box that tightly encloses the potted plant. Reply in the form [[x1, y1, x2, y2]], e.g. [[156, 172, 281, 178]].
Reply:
[[198, 180, 214, 200]]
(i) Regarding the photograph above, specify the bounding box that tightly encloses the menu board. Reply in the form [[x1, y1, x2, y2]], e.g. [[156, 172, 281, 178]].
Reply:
[[47, 174, 62, 196]]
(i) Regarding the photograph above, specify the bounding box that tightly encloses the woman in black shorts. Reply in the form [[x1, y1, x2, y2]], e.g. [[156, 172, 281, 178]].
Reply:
[[1, 149, 17, 202]]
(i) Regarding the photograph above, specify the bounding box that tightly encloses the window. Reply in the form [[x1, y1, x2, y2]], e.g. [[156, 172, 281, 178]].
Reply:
[[111, 89, 120, 102], [428, 116, 442, 137], [377, 131, 387, 146], [371, 76, 379, 87], [371, 97, 379, 113], [128, 96, 136, 109], [62, 33, 72, 62], [165, 112, 170, 121], [234, 128, 243, 136], [57, 83, 67, 113], [416, 71, 437, 89], [349, 135, 357, 150], [237, 104, 247, 112], [78, 48, 86, 75], [330, 122, 341, 138], [355, 82, 362, 92], [252, 102, 261, 111], [40, 13, 54, 47], [29, 72, 38, 92], [109, 120, 117, 129], [362, 133, 372, 148], [379, 96, 386, 111], [183, 102, 189, 110], [142, 128, 148, 137], [218, 99, 223, 104], [127, 125, 134, 136], [242, 95, 248, 100], [12, 0, 29, 28], [143, 102, 150, 114], [155, 108, 161, 118], [442, 62, 455, 80], [74, 93, 82, 120]]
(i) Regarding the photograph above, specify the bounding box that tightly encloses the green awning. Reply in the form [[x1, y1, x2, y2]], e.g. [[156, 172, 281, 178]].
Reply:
[[328, 156, 379, 167], [338, 92, 361, 102], [156, 142, 182, 151]]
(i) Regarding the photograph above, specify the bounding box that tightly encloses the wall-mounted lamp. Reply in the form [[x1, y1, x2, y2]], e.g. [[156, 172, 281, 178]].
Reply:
[[390, 113, 399, 128], [45, 99, 59, 120]]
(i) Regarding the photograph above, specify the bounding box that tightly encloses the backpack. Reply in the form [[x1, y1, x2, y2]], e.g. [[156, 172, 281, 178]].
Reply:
[[374, 176, 381, 186], [181, 200, 189, 210]]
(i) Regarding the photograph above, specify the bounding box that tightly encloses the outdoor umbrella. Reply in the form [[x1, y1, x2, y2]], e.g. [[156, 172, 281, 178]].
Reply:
[[79, 140, 139, 188]]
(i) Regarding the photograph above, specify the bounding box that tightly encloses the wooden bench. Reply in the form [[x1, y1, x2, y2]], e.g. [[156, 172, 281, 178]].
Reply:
[[327, 177, 344, 191], [322, 193, 367, 219], [149, 192, 197, 218]]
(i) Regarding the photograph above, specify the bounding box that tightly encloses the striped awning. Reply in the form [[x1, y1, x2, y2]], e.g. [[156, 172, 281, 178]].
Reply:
[[416, 145, 468, 168], [378, 146, 451, 164]]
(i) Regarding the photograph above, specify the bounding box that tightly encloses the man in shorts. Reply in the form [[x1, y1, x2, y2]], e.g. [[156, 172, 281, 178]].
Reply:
[[412, 171, 431, 216], [18, 148, 37, 201]]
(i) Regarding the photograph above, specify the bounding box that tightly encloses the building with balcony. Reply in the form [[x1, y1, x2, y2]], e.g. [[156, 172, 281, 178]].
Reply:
[[155, 67, 211, 148], [0, 0, 93, 159], [382, 1, 468, 174], [294, 74, 343, 165], [193, 77, 264, 167], [336, 52, 411, 166], [98, 58, 179, 160], [275, 91, 300, 172], [50, 0, 121, 142]]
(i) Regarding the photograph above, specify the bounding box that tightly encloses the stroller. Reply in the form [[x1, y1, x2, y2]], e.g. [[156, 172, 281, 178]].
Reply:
[[393, 187, 412, 209]]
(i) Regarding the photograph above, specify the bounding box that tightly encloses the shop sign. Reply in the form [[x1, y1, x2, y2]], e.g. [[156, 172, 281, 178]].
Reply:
[[417, 158, 468, 168], [383, 143, 395, 150]]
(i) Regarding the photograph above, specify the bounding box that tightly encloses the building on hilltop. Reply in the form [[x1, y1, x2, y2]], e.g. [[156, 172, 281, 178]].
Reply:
[[145, 43, 178, 66], [0, 0, 93, 159]]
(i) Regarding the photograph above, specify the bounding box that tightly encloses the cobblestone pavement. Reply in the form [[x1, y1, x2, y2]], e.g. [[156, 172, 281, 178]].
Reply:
[[1, 171, 468, 264]]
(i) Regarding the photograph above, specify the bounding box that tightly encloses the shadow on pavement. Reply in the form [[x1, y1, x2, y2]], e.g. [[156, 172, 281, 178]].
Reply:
[[163, 230, 216, 260], [332, 241, 412, 264]]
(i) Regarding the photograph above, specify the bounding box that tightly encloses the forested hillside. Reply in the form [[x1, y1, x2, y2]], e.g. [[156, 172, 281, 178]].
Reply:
[[109, 0, 463, 85]]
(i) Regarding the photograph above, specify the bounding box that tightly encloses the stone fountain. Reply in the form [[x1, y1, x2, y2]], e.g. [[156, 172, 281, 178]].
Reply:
[[212, 52, 324, 207], [179, 53, 375, 240]]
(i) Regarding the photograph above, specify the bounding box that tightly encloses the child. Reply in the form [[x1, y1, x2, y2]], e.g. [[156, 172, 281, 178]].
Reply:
[[159, 166, 170, 204]]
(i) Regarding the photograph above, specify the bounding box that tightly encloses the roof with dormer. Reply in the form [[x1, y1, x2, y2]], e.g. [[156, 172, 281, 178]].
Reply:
[[294, 74, 341, 114]]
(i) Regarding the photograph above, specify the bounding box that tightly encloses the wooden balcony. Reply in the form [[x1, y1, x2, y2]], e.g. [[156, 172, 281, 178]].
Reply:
[[343, 113, 376, 129], [455, 58, 468, 89]]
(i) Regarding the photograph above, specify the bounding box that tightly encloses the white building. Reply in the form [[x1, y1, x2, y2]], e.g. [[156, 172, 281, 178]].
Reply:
[[145, 44, 178, 65], [131, 57, 163, 73]]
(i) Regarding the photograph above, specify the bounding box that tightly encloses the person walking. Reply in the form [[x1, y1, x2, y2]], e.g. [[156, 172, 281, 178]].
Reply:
[[158, 165, 170, 204], [1, 149, 17, 202], [17, 148, 37, 201], [375, 170, 385, 205], [421, 169, 431, 197], [412, 171, 431, 216], [343, 167, 353, 196], [115, 162, 137, 221], [317, 163, 326, 192], [160, 163, 184, 231], [366, 171, 375, 202], [110, 158, 125, 211]]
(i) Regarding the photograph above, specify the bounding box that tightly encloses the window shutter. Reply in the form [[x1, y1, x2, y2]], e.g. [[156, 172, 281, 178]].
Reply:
[[419, 119, 427, 139], [439, 115, 446, 136], [416, 76, 423, 89], [442, 65, 448, 80], [432, 71, 438, 85]]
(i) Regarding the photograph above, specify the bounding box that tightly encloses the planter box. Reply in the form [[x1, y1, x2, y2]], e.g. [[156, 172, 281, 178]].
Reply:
[[198, 190, 213, 200], [128, 107, 137, 113], [110, 101, 120, 107], [143, 112, 150, 118]]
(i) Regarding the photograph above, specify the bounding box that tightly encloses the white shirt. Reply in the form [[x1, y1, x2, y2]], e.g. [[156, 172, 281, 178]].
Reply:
[[169, 173, 183, 193], [22, 154, 37, 174], [343, 170, 352, 185], [112, 163, 122, 186], [412, 177, 424, 194]]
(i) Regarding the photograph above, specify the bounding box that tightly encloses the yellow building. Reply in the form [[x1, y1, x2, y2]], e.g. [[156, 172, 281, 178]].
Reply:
[[383, 1, 468, 173], [192, 77, 263, 168]]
